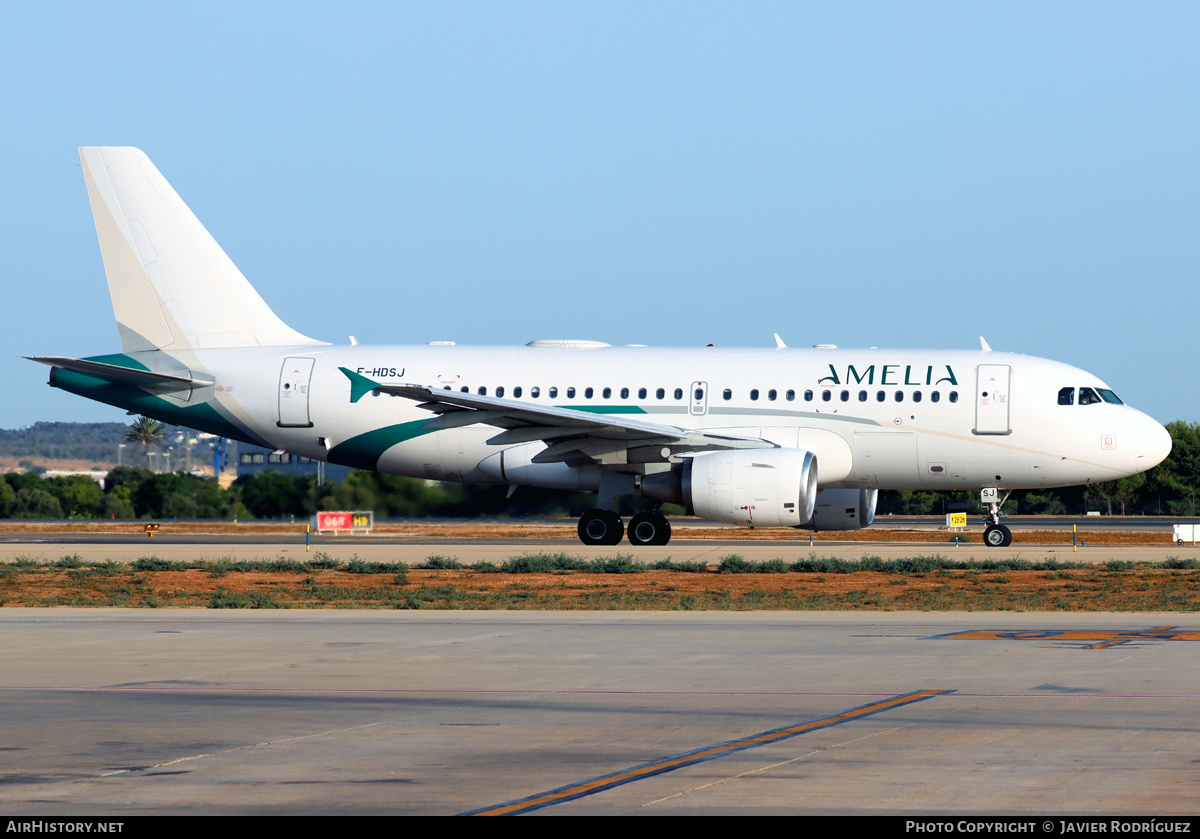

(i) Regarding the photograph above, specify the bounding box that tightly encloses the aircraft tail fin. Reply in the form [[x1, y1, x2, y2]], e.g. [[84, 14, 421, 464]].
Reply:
[[78, 146, 326, 352]]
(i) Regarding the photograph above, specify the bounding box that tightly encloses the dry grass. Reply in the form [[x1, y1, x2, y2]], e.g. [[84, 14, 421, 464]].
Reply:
[[3, 554, 1197, 610]]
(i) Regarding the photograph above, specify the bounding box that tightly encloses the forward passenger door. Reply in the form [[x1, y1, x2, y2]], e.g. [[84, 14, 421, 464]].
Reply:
[[974, 364, 1011, 435]]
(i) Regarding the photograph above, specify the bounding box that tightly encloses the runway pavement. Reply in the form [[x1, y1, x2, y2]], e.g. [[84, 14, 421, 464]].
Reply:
[[1, 609, 1197, 815]]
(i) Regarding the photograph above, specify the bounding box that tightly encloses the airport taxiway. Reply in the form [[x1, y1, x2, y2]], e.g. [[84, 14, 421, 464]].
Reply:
[[1, 609, 1198, 815]]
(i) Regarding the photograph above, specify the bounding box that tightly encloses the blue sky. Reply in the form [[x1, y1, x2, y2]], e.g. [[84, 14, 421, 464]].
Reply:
[[2, 2, 1197, 429]]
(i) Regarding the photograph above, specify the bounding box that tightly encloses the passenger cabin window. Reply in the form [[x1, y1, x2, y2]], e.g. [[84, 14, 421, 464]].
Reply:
[[674, 388, 683, 400], [656, 388, 665, 399], [496, 386, 505, 398], [750, 389, 759, 401], [768, 389, 777, 401], [723, 389, 732, 400], [531, 387, 540, 398], [930, 391, 940, 403], [638, 388, 647, 399], [821, 390, 832, 402], [584, 387, 593, 399], [1058, 387, 1074, 406], [460, 386, 469, 393], [840, 390, 849, 402], [620, 387, 629, 399], [858, 390, 867, 402], [513, 386, 522, 398], [478, 386, 487, 396], [804, 390, 813, 401], [602, 387, 611, 399], [549, 387, 558, 398], [912, 391, 922, 403], [786, 390, 795, 401], [894, 390, 904, 402], [566, 387, 576, 399], [949, 391, 959, 403], [876, 390, 885, 402]]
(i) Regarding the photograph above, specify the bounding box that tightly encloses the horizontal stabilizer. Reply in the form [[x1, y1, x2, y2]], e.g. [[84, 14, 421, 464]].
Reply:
[[27, 356, 213, 391]]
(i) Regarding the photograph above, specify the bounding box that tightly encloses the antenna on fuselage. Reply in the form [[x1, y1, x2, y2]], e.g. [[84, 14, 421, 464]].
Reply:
[[774, 333, 787, 349], [979, 336, 992, 352]]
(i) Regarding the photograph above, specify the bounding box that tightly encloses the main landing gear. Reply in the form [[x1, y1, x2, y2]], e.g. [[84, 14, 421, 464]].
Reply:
[[577, 509, 672, 546], [627, 511, 672, 546], [577, 509, 624, 546]]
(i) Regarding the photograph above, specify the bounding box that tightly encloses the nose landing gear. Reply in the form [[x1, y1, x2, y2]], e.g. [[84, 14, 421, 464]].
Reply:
[[982, 488, 1013, 547], [984, 523, 1012, 547]]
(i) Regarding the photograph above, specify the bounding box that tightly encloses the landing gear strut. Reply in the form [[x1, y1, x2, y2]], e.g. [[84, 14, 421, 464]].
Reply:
[[982, 488, 1012, 548], [578, 509, 624, 546]]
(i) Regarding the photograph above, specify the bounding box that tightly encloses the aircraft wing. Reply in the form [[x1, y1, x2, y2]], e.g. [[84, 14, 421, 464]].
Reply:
[[339, 368, 774, 464]]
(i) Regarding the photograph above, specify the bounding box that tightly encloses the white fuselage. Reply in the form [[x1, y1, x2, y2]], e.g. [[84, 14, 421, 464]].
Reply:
[[177, 343, 1170, 493]]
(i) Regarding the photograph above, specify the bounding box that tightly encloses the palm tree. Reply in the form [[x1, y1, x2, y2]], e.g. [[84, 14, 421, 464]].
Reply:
[[125, 416, 166, 472]]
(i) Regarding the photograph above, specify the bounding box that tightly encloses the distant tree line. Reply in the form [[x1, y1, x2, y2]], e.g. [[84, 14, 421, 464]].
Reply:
[[0, 467, 605, 521], [1, 420, 1198, 521], [0, 420, 216, 470], [0, 422, 135, 463]]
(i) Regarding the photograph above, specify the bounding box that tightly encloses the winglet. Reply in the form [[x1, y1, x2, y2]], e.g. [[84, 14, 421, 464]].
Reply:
[[774, 333, 787, 349], [340, 367, 381, 403], [979, 336, 992, 352]]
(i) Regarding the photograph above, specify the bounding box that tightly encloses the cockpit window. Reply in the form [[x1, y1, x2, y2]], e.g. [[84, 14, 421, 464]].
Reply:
[[1078, 387, 1102, 405], [1097, 388, 1123, 405], [1058, 387, 1074, 406]]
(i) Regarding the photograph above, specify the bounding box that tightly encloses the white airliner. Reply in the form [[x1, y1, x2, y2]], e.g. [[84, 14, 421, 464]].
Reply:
[[29, 147, 1172, 547]]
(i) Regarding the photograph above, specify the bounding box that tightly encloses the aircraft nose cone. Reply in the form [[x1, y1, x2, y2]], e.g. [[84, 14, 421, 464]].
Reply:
[[1135, 417, 1172, 473]]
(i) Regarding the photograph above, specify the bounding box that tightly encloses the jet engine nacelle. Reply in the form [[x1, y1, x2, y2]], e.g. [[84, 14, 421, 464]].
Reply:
[[683, 448, 817, 527], [799, 488, 878, 531], [476, 443, 603, 490]]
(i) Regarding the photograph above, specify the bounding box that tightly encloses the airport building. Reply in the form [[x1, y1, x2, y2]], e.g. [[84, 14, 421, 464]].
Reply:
[[236, 444, 352, 483]]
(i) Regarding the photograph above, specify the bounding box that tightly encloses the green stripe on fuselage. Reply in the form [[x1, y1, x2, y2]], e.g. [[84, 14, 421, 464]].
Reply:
[[326, 404, 648, 471], [326, 420, 435, 470], [567, 405, 647, 414], [84, 353, 151, 371], [51, 368, 261, 446]]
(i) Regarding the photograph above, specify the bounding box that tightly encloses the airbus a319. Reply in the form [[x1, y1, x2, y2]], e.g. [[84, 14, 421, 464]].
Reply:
[[29, 148, 1172, 547]]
